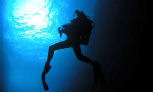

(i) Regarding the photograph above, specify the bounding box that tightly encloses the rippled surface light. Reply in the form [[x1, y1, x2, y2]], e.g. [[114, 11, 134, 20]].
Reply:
[[5, 0, 61, 41]]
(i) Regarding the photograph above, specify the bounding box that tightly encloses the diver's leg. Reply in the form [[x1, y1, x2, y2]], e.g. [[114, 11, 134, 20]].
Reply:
[[42, 41, 71, 90], [46, 41, 71, 64], [43, 41, 71, 73], [72, 45, 104, 84], [72, 45, 94, 65]]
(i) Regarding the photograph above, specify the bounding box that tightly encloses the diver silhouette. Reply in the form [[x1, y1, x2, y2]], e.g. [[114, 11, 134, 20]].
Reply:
[[42, 10, 104, 90]]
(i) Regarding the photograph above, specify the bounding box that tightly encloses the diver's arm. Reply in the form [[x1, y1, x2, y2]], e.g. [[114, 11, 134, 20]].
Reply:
[[58, 25, 69, 37]]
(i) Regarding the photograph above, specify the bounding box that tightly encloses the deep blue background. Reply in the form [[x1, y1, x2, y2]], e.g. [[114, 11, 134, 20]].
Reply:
[[0, 0, 145, 92]]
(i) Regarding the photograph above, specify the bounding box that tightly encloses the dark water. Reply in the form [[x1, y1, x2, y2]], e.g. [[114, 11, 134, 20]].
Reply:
[[1, 0, 145, 92]]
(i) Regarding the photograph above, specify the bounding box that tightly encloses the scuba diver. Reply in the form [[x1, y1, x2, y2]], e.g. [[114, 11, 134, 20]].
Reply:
[[42, 10, 104, 90]]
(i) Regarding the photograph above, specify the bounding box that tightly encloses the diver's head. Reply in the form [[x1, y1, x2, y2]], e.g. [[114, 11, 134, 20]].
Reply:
[[75, 10, 80, 15], [74, 10, 86, 18], [74, 10, 81, 17]]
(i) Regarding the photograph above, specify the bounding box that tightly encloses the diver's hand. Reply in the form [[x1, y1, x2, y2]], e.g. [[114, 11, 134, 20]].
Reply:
[[58, 27, 63, 38], [58, 31, 62, 38], [60, 33, 63, 38], [58, 30, 63, 38]]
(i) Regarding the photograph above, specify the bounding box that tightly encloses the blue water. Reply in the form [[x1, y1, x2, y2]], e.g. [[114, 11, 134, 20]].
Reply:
[[2, 0, 98, 92]]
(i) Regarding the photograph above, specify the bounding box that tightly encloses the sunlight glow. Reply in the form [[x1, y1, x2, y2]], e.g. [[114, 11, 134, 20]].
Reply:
[[6, 0, 59, 40], [13, 0, 50, 29]]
